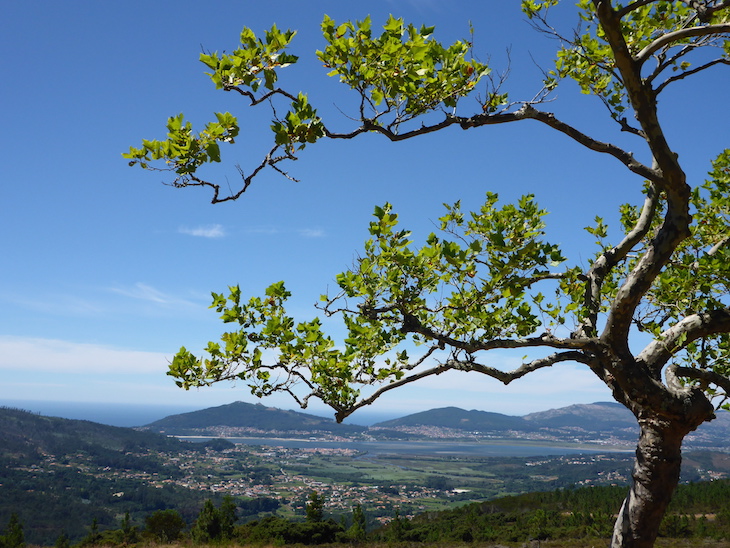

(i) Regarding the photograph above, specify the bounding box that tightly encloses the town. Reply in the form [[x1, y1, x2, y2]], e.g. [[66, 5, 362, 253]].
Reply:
[[16, 433, 730, 527]]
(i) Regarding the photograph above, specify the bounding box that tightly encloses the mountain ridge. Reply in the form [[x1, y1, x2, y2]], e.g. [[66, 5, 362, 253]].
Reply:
[[142, 400, 368, 437], [371, 406, 531, 431], [138, 400, 730, 449]]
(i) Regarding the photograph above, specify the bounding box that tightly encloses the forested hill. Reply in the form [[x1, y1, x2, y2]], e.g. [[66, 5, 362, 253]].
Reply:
[[372, 402, 636, 433], [373, 406, 529, 431], [141, 400, 730, 447], [145, 401, 637, 438], [0, 405, 187, 457], [0, 406, 218, 545], [142, 400, 368, 437], [381, 480, 730, 543], [371, 402, 730, 448]]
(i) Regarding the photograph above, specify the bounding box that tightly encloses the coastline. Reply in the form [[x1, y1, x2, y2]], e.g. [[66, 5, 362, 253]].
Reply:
[[174, 435, 633, 455]]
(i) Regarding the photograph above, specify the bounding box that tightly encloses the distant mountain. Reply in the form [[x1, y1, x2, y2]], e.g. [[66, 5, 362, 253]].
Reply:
[[372, 402, 730, 449], [142, 400, 368, 437], [373, 406, 528, 432], [523, 401, 636, 429], [374, 402, 638, 435], [371, 402, 640, 444], [141, 400, 728, 447]]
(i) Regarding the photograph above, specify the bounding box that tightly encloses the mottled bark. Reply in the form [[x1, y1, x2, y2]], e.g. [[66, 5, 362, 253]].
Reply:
[[611, 407, 712, 548]]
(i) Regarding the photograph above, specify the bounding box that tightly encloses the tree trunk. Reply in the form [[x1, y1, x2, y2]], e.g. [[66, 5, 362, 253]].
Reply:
[[611, 417, 687, 548]]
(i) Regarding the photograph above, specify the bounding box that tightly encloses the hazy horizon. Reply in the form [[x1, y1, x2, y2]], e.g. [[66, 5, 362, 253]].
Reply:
[[0, 398, 405, 428], [0, 398, 617, 429]]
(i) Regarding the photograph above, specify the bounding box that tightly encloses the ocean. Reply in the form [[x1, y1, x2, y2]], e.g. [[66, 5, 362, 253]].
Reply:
[[2, 399, 622, 457], [1, 399, 201, 427], [0, 399, 394, 427]]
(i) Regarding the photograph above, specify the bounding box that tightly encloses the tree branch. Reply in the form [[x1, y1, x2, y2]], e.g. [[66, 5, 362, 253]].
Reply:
[[335, 361, 454, 422], [450, 350, 591, 384], [334, 350, 589, 422], [636, 308, 730, 371], [398, 310, 595, 354], [617, 0, 659, 18], [635, 24, 730, 64], [646, 41, 700, 85], [498, 105, 661, 182], [172, 145, 297, 204], [326, 105, 659, 183], [592, 0, 695, 346], [580, 184, 659, 337], [668, 363, 730, 396], [223, 85, 299, 105], [706, 0, 730, 18], [324, 115, 461, 141], [655, 58, 730, 94], [680, 0, 730, 22]]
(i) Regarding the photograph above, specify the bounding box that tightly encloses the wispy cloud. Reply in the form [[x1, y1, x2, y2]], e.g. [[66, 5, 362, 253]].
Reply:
[[179, 224, 226, 238], [298, 228, 325, 238], [0, 290, 104, 317], [0, 335, 170, 374], [110, 282, 199, 308]]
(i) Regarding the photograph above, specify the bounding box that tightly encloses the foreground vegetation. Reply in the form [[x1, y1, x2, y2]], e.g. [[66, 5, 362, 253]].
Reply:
[[4, 480, 730, 547]]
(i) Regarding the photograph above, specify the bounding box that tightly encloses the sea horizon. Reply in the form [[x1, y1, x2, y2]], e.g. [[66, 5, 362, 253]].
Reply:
[[1, 399, 202, 427], [0, 399, 399, 427]]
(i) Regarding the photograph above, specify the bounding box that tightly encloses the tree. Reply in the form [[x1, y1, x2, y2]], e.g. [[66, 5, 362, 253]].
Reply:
[[347, 504, 367, 542], [53, 532, 70, 548], [305, 491, 325, 523], [116, 512, 139, 546], [528, 508, 550, 541], [125, 3, 730, 547], [191, 497, 237, 543], [191, 500, 220, 544], [218, 495, 238, 540], [144, 509, 186, 543], [387, 508, 407, 542], [80, 518, 101, 547], [0, 514, 25, 548]]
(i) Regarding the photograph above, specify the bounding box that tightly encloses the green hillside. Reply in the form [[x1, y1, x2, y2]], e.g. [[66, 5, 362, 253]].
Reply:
[[1, 406, 185, 459], [143, 400, 367, 436], [0, 407, 214, 545], [372, 481, 730, 544], [373, 406, 530, 431]]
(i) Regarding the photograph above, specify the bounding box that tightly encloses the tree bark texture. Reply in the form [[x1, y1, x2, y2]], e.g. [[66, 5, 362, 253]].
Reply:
[[611, 417, 694, 548]]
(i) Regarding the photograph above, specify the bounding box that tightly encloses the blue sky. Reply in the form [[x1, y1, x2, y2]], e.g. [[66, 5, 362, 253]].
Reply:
[[2, 1, 727, 425]]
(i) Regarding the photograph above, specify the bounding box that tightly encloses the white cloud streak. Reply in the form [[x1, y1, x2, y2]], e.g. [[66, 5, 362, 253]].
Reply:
[[0, 335, 170, 374], [179, 224, 226, 238], [298, 228, 325, 238], [109, 283, 199, 308], [0, 290, 105, 317]]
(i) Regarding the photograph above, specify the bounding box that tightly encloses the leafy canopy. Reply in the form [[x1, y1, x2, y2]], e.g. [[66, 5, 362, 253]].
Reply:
[[318, 14, 490, 115], [126, 3, 730, 423]]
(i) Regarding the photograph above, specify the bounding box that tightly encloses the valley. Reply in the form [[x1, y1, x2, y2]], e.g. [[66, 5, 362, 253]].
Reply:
[[3, 401, 730, 544]]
